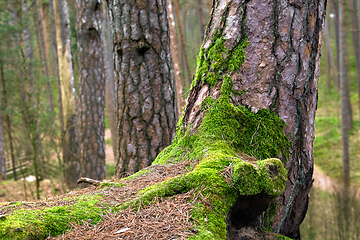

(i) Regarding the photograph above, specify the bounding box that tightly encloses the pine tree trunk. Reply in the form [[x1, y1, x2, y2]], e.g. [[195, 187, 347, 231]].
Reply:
[[107, 0, 177, 175], [168, 0, 185, 118], [0, 51, 15, 180], [55, 0, 80, 189], [76, 0, 106, 181], [0, 46, 5, 180], [182, 0, 326, 238]]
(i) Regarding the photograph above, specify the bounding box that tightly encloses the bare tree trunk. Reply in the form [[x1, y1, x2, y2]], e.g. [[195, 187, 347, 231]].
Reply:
[[76, 0, 106, 181], [339, 0, 351, 237], [340, 0, 350, 188], [107, 0, 177, 175], [173, 0, 193, 87], [168, 0, 185, 118], [0, 46, 5, 179], [102, 3, 118, 162], [331, 0, 340, 89], [0, 50, 15, 180], [325, 16, 338, 89], [342, 2, 354, 130], [348, 0, 360, 119], [55, 0, 80, 189]]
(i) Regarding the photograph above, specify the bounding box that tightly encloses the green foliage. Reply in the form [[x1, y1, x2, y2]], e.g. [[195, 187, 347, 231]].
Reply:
[[0, 196, 104, 239]]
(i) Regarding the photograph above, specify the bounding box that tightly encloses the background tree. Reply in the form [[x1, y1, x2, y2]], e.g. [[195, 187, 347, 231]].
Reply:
[[76, 0, 106, 181], [55, 0, 80, 189], [107, 0, 177, 175]]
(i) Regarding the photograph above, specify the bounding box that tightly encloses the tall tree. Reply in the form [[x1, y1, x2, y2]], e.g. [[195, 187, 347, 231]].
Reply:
[[76, 0, 106, 181], [168, 0, 185, 118], [107, 0, 177, 175], [0, 48, 5, 180], [55, 0, 80, 189]]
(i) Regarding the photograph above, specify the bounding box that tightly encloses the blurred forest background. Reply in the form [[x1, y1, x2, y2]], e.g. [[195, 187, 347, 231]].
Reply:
[[0, 0, 359, 239]]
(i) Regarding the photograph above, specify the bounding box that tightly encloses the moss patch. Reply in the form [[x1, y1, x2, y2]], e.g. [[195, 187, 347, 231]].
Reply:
[[0, 195, 104, 239]]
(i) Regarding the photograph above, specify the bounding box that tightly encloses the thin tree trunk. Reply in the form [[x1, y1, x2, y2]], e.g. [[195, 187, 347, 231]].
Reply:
[[173, 0, 193, 87], [49, 0, 64, 132], [348, 0, 360, 118], [102, 2, 118, 162], [108, 0, 177, 175], [339, 0, 351, 237], [55, 0, 80, 189], [168, 0, 185, 118], [325, 16, 338, 89], [331, 0, 340, 88], [340, 0, 350, 188], [342, 2, 354, 130], [0, 46, 5, 179], [76, 0, 106, 181], [0, 52, 16, 180]]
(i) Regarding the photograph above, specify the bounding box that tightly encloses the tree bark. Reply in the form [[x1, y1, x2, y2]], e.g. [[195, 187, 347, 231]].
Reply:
[[182, 0, 326, 238], [168, 0, 185, 118], [76, 0, 106, 181], [107, 0, 177, 175], [55, 0, 80, 189], [173, 0, 193, 87]]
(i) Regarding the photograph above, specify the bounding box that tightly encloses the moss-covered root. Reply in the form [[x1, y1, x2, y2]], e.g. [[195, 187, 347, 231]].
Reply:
[[124, 153, 287, 239], [0, 195, 103, 240]]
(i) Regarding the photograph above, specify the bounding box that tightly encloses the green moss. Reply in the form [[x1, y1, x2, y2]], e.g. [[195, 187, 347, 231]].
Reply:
[[148, 28, 290, 239], [120, 169, 151, 181], [0, 195, 104, 239], [263, 202, 278, 232], [276, 235, 293, 240]]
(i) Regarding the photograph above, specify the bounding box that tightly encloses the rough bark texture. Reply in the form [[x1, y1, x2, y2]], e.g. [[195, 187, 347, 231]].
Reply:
[[55, 0, 80, 189], [167, 0, 185, 118], [182, 0, 326, 238], [108, 0, 177, 176], [76, 0, 106, 181]]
